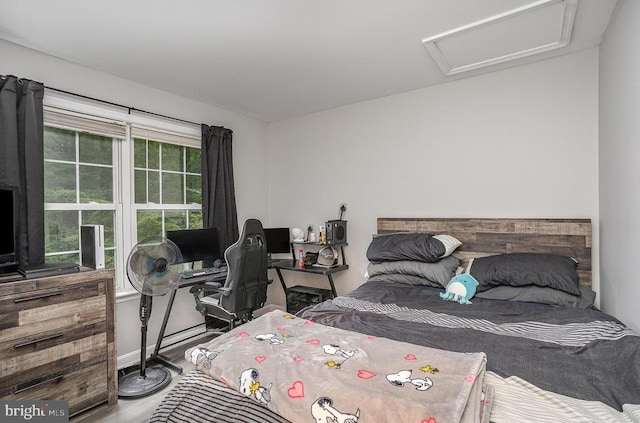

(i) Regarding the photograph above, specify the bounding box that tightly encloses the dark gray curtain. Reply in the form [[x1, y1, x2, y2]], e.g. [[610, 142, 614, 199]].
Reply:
[[0, 75, 45, 267], [201, 124, 238, 256]]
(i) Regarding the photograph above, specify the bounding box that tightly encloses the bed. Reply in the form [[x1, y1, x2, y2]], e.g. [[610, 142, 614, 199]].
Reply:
[[149, 218, 640, 423]]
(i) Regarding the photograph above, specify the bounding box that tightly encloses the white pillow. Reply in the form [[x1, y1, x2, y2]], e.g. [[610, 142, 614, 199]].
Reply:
[[433, 234, 462, 258]]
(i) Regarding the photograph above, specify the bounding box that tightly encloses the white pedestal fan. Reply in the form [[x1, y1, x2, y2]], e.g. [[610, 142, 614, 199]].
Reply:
[[117, 237, 182, 398]]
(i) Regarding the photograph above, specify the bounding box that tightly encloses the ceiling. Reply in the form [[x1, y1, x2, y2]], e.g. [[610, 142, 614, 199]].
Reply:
[[0, 0, 617, 122]]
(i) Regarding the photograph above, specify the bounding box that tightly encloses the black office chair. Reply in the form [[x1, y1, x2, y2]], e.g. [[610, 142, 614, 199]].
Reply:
[[190, 218, 270, 331]]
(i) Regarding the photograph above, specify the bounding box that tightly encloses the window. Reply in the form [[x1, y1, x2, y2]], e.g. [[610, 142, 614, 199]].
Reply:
[[132, 128, 202, 241], [43, 107, 201, 294]]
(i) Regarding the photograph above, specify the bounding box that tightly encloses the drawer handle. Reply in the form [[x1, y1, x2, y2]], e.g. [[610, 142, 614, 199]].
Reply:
[[14, 292, 62, 303], [13, 333, 64, 349], [14, 372, 64, 394]]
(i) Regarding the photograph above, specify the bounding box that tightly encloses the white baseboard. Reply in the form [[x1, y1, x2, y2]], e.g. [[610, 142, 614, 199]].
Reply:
[[117, 325, 206, 369]]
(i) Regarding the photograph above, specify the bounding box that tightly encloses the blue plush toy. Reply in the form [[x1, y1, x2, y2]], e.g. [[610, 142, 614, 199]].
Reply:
[[440, 274, 479, 304]]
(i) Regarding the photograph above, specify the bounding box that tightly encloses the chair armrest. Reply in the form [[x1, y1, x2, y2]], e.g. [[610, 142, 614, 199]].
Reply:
[[189, 282, 223, 316], [188, 282, 222, 295]]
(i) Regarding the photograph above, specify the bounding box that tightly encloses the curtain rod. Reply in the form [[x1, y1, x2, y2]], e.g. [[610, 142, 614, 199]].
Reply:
[[46, 86, 201, 127]]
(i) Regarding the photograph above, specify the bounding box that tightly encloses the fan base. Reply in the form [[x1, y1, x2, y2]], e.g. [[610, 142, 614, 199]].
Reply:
[[117, 367, 171, 398]]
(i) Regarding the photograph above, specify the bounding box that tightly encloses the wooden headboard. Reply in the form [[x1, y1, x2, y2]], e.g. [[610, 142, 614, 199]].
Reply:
[[377, 218, 592, 287]]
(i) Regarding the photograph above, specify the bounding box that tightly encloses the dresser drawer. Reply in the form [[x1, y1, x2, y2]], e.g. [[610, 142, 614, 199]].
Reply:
[[0, 281, 105, 330], [0, 331, 107, 385], [0, 360, 109, 416], [0, 281, 106, 345]]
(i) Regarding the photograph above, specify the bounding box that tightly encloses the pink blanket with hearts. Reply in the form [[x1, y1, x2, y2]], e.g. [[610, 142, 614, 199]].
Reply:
[[186, 310, 491, 423]]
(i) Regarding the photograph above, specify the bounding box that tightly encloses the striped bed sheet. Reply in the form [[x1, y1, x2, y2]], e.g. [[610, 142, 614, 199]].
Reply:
[[149, 369, 289, 423]]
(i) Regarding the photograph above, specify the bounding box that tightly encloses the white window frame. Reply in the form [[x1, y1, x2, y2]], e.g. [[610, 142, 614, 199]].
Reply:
[[44, 91, 201, 301]]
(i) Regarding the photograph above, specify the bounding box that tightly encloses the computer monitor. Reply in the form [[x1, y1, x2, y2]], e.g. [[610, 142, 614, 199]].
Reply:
[[264, 228, 291, 255], [166, 227, 221, 264]]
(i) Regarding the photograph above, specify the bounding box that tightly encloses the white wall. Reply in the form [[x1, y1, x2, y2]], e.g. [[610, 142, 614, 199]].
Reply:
[[0, 39, 271, 363], [267, 49, 600, 309], [598, 0, 640, 333]]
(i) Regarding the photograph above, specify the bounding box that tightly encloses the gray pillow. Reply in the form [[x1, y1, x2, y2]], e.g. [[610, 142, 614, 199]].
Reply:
[[367, 255, 460, 287], [367, 273, 443, 289], [475, 285, 596, 308], [469, 253, 581, 296], [366, 233, 445, 263]]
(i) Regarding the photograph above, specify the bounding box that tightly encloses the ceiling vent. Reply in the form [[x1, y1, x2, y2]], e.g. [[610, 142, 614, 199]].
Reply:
[[422, 0, 578, 75]]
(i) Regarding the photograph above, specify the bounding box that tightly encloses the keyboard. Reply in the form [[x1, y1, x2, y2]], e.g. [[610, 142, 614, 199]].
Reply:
[[180, 267, 225, 279]]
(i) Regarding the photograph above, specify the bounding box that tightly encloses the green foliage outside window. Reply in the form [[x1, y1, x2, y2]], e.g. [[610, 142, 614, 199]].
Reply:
[[137, 210, 163, 241], [133, 138, 201, 206], [45, 210, 78, 253], [133, 137, 202, 243], [44, 124, 201, 285]]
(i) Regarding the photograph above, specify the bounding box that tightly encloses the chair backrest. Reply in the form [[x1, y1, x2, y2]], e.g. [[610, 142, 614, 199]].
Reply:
[[219, 218, 269, 318]]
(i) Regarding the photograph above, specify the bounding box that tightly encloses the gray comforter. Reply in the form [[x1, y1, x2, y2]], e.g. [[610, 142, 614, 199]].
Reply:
[[300, 280, 640, 421]]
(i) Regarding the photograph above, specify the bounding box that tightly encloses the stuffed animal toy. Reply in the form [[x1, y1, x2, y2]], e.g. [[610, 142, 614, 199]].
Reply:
[[440, 274, 479, 304]]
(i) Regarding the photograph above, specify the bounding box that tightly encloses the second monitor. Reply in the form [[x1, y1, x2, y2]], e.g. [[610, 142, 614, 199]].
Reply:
[[166, 227, 222, 266], [264, 228, 291, 261]]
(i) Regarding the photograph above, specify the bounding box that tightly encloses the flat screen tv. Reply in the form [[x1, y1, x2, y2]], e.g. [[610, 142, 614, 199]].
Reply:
[[166, 227, 221, 264], [0, 186, 18, 268]]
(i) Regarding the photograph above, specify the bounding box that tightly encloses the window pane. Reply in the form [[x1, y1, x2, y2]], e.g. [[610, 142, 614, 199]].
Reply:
[[79, 165, 113, 203], [188, 211, 203, 229], [165, 211, 186, 234], [186, 174, 201, 204], [149, 171, 160, 203], [105, 249, 115, 269], [79, 133, 112, 165], [45, 162, 76, 203], [137, 210, 162, 241], [162, 173, 183, 204], [134, 138, 146, 168], [162, 143, 183, 172], [186, 147, 200, 174], [44, 127, 76, 162], [47, 253, 80, 264], [135, 170, 147, 203], [45, 210, 79, 253], [148, 141, 160, 169], [82, 210, 115, 248]]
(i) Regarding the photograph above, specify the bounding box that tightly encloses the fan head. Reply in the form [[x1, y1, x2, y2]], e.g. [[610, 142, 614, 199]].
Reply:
[[127, 237, 183, 296]]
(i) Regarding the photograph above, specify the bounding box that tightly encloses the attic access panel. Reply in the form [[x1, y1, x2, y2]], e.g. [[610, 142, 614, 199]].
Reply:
[[422, 0, 578, 75]]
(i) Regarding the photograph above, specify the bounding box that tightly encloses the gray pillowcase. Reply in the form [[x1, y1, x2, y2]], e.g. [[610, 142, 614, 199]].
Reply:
[[366, 233, 445, 263], [367, 255, 460, 287], [475, 285, 596, 309], [468, 253, 581, 296], [367, 273, 443, 289]]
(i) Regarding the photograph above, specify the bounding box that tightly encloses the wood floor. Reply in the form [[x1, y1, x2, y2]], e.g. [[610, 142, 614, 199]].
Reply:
[[71, 334, 216, 423]]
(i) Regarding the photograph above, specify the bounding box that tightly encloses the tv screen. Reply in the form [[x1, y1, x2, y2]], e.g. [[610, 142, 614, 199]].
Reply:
[[0, 187, 17, 267], [264, 228, 291, 254], [166, 227, 221, 264]]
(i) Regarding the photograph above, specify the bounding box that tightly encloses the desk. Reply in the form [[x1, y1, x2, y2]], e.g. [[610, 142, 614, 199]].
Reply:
[[271, 259, 348, 312], [149, 270, 227, 374]]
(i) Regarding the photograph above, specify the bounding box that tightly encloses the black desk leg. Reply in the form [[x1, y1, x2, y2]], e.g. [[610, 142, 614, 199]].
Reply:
[[149, 288, 183, 374], [327, 274, 337, 298], [275, 268, 287, 294], [275, 268, 291, 313]]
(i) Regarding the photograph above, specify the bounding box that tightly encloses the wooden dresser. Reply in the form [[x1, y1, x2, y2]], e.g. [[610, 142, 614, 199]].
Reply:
[[0, 269, 117, 416]]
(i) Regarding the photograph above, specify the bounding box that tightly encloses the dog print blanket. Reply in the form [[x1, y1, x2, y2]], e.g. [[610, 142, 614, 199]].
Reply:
[[186, 310, 491, 423]]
